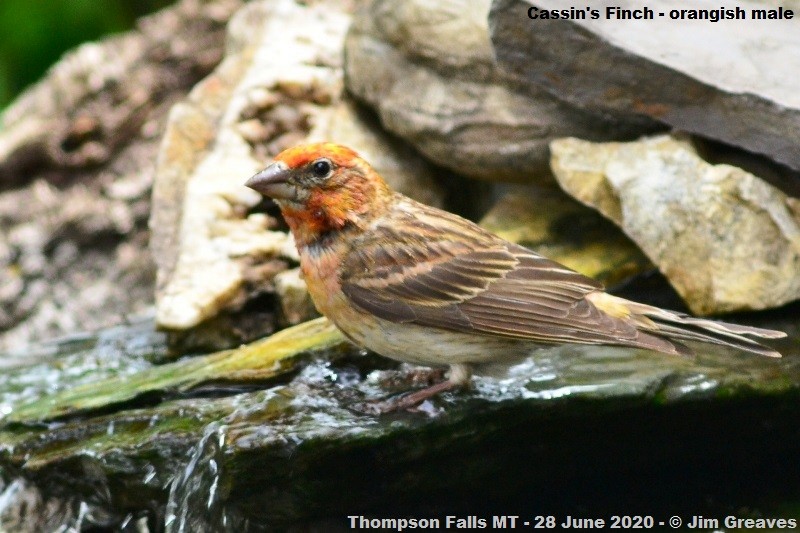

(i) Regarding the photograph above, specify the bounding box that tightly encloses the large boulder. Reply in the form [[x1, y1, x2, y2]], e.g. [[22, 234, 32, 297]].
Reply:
[[1, 314, 798, 530]]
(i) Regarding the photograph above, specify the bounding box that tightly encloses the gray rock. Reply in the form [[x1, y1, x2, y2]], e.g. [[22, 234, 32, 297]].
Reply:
[[344, 0, 654, 183], [491, 0, 800, 173], [551, 135, 800, 314]]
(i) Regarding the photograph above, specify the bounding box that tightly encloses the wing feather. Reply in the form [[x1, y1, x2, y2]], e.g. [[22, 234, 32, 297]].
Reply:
[[337, 197, 782, 357], [339, 199, 630, 346]]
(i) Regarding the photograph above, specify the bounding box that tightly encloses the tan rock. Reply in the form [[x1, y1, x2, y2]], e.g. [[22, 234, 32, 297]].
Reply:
[[151, 0, 349, 333], [551, 135, 800, 314], [274, 268, 319, 326]]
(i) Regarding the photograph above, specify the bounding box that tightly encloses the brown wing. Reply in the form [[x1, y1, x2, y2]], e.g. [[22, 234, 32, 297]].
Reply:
[[339, 198, 656, 348]]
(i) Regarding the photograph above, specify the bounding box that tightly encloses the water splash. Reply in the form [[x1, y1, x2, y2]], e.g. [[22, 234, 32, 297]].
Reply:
[[165, 422, 240, 533]]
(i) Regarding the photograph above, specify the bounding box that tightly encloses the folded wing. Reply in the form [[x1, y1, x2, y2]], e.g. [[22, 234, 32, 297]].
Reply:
[[340, 199, 784, 357]]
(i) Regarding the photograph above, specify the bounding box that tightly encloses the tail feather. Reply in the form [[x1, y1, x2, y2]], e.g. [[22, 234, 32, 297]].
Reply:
[[630, 330, 694, 357], [590, 293, 785, 358], [647, 321, 781, 358], [631, 302, 785, 358]]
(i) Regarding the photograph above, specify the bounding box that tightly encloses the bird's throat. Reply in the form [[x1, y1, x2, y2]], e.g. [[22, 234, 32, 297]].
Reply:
[[280, 207, 337, 247], [279, 186, 371, 248]]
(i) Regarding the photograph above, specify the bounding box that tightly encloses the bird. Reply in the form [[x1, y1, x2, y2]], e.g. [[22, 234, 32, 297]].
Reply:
[[245, 142, 785, 411]]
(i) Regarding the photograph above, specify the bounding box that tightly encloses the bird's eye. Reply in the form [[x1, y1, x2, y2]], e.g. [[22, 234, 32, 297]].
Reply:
[[312, 159, 331, 178]]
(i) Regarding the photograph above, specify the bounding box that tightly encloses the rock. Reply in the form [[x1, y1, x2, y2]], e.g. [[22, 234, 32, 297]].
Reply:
[[479, 188, 653, 287], [274, 268, 319, 326], [491, 0, 800, 173], [152, 0, 448, 348], [0, 0, 240, 352], [550, 135, 800, 315], [1, 313, 798, 529], [344, 0, 654, 184], [0, 479, 79, 533]]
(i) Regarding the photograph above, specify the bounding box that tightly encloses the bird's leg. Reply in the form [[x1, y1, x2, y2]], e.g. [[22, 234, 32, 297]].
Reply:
[[393, 363, 472, 410], [357, 364, 472, 414], [376, 365, 446, 392]]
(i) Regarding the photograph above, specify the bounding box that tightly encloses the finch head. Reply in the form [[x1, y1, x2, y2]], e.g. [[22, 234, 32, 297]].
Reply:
[[246, 143, 391, 241]]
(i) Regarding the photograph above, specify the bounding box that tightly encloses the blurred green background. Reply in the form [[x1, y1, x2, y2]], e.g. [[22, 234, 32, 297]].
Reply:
[[0, 0, 173, 111]]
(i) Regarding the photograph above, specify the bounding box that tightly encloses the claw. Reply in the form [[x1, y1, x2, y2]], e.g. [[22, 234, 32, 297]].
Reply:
[[351, 364, 472, 414]]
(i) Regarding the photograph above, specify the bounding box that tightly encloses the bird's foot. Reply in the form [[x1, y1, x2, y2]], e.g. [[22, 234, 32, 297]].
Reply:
[[352, 379, 460, 415], [351, 364, 472, 415], [375, 366, 446, 392]]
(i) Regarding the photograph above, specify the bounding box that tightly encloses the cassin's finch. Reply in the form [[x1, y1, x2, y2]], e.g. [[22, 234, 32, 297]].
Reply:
[[246, 143, 784, 410]]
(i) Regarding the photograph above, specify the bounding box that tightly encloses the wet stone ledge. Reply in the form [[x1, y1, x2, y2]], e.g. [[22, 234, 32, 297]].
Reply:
[[0, 310, 799, 530]]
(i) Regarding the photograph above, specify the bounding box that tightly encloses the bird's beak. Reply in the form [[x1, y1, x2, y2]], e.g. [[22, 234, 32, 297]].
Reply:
[[245, 162, 299, 201]]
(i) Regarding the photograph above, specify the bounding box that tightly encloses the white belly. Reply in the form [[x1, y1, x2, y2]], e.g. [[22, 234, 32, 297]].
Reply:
[[337, 315, 535, 367]]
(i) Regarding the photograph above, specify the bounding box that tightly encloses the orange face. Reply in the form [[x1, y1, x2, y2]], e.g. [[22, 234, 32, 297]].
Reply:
[[245, 143, 391, 245]]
